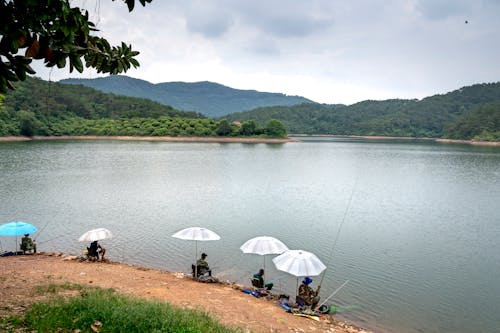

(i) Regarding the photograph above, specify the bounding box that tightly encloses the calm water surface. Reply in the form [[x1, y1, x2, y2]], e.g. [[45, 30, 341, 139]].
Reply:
[[1, 138, 499, 333]]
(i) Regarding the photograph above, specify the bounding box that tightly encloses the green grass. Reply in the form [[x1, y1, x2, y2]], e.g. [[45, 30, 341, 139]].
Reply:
[[4, 285, 241, 333], [32, 282, 85, 295]]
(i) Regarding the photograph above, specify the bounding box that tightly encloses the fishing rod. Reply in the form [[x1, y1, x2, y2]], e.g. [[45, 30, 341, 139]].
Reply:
[[35, 230, 75, 246], [318, 177, 358, 289], [318, 279, 349, 308], [33, 219, 51, 242], [267, 274, 289, 284]]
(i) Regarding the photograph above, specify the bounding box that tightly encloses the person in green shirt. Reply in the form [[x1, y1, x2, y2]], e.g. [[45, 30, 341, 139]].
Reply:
[[252, 268, 273, 290], [20, 234, 36, 254], [196, 253, 211, 276]]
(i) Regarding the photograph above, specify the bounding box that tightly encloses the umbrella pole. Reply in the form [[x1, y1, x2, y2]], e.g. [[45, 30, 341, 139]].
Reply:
[[295, 277, 299, 303], [15, 224, 18, 255], [195, 241, 198, 278]]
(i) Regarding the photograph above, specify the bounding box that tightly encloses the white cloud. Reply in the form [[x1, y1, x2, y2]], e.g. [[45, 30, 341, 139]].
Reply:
[[29, 0, 500, 105]]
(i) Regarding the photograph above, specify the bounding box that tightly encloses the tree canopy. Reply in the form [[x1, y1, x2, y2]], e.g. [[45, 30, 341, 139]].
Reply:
[[0, 0, 152, 93], [444, 101, 500, 141], [0, 77, 288, 138], [223, 83, 500, 140]]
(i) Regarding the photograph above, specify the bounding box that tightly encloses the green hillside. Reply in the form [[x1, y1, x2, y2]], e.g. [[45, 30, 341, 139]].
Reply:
[[0, 77, 287, 138], [223, 83, 500, 141], [444, 101, 500, 140], [2, 77, 498, 141], [60, 75, 314, 117], [2, 76, 202, 120]]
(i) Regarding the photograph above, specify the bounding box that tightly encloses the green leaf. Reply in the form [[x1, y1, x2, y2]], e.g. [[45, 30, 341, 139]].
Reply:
[[56, 57, 66, 69], [129, 58, 140, 67], [72, 55, 84, 72]]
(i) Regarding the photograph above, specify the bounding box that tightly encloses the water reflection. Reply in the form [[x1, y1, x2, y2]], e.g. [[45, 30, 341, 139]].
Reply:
[[1, 139, 499, 333]]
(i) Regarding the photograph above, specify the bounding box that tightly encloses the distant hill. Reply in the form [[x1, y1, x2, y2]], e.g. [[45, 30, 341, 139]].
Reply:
[[3, 77, 498, 141], [223, 82, 500, 140], [2, 77, 202, 120], [60, 76, 314, 117], [0, 77, 288, 138]]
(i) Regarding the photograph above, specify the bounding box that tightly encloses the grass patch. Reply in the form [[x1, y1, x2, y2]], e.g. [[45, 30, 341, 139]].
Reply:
[[21, 287, 240, 332], [32, 282, 85, 295], [0, 316, 24, 332]]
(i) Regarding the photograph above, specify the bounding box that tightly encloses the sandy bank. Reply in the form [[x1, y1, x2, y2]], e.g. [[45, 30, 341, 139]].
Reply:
[[0, 135, 296, 143], [2, 135, 498, 146], [0, 253, 372, 333], [434, 138, 500, 146], [291, 134, 500, 146]]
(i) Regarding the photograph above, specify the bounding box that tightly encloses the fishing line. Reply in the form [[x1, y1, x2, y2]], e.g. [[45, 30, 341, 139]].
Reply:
[[36, 230, 74, 245], [267, 274, 289, 284], [45, 67, 53, 116], [241, 269, 254, 279], [33, 219, 51, 242], [318, 177, 358, 288], [318, 279, 350, 308]]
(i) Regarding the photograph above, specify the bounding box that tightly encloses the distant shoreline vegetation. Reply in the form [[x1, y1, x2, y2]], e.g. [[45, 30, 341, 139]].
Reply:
[[1, 135, 497, 146], [0, 135, 294, 143], [223, 83, 500, 142], [289, 134, 500, 146], [0, 77, 288, 138], [0, 114, 288, 139], [1, 77, 499, 142]]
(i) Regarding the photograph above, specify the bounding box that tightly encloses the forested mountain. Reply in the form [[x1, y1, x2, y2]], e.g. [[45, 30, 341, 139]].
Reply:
[[60, 76, 313, 117], [0, 77, 287, 138], [3, 77, 202, 120], [2, 77, 498, 140], [444, 101, 500, 140], [223, 83, 500, 140]]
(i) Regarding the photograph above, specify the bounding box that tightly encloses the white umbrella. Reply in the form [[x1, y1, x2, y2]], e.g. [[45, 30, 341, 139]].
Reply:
[[273, 249, 327, 295], [240, 236, 288, 256], [171, 227, 221, 276], [272, 249, 326, 277], [78, 228, 113, 242], [240, 236, 289, 272], [172, 227, 221, 242]]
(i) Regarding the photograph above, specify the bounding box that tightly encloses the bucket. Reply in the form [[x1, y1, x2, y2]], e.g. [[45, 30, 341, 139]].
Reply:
[[318, 304, 330, 314]]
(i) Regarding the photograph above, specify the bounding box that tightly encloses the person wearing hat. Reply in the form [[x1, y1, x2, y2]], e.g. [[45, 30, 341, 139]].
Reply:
[[297, 276, 321, 310], [196, 253, 211, 276]]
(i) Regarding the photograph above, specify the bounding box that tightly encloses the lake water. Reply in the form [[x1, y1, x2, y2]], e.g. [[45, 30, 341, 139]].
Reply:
[[1, 138, 499, 333]]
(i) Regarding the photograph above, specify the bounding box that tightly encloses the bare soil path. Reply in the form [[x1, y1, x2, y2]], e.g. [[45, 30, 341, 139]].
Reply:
[[0, 254, 370, 333]]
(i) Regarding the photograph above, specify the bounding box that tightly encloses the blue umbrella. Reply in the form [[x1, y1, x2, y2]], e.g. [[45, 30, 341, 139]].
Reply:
[[0, 221, 38, 254], [0, 221, 38, 236]]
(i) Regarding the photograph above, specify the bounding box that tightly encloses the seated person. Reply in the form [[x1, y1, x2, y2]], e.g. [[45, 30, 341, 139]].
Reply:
[[194, 253, 211, 277], [20, 234, 36, 254], [87, 240, 106, 260], [296, 276, 321, 310], [251, 268, 273, 290]]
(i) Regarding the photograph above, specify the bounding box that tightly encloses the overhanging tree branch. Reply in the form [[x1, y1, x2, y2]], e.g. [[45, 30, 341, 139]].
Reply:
[[0, 0, 152, 93]]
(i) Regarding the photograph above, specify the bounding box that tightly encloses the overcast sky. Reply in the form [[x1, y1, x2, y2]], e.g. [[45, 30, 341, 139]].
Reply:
[[32, 0, 500, 105]]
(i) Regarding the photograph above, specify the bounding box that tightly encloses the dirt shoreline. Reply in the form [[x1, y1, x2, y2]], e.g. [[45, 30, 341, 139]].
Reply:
[[0, 253, 372, 333], [1, 135, 498, 146], [0, 135, 296, 143], [290, 134, 500, 146]]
